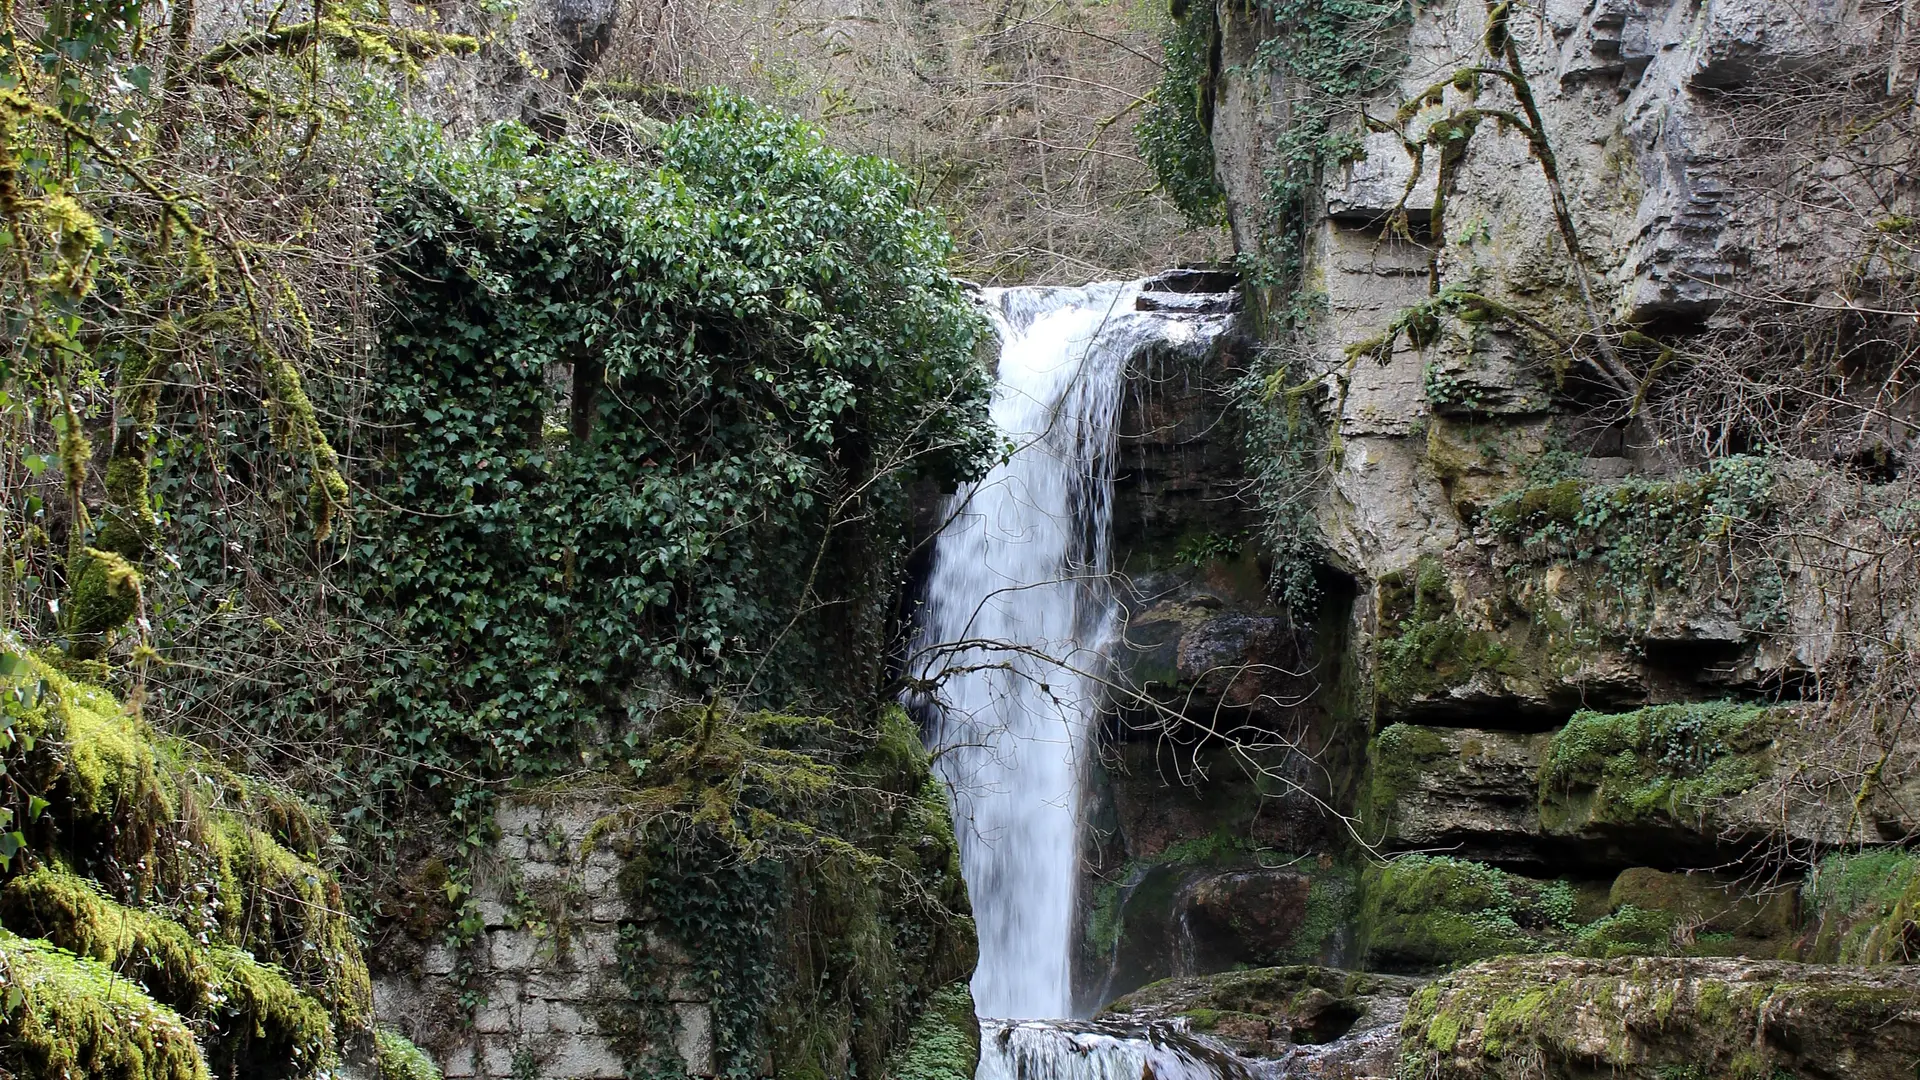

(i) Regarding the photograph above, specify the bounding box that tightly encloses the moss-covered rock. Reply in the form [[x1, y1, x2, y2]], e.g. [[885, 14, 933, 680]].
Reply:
[[1101, 966, 1421, 1059], [1803, 848, 1920, 964], [0, 867, 333, 1076], [0, 927, 210, 1080], [0, 647, 371, 1077], [1374, 557, 1508, 710], [1400, 954, 1920, 1080], [1538, 701, 1780, 842], [1358, 856, 1593, 973]]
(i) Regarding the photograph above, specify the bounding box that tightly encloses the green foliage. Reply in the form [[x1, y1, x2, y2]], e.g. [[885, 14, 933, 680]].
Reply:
[[1539, 702, 1778, 829], [357, 96, 987, 773], [598, 707, 972, 1080], [887, 983, 979, 1080], [1237, 343, 1331, 614], [1137, 7, 1226, 226], [1174, 530, 1244, 567], [147, 94, 992, 864], [1484, 457, 1781, 623], [0, 928, 211, 1080]]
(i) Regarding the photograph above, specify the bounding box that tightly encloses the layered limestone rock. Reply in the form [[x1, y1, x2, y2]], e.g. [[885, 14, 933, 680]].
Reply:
[[1077, 1, 1920, 1065]]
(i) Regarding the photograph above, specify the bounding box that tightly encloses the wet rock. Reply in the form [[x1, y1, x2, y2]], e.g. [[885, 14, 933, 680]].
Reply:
[[1135, 291, 1241, 315], [1139, 268, 1241, 295], [1180, 869, 1316, 971], [1402, 955, 1920, 1080], [1101, 965, 1420, 1072]]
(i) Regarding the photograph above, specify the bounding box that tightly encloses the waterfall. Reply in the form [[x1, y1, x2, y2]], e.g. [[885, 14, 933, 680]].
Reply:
[[910, 279, 1231, 1025]]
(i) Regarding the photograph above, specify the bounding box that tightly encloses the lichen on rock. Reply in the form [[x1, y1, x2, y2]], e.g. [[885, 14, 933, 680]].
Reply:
[[1400, 954, 1920, 1080]]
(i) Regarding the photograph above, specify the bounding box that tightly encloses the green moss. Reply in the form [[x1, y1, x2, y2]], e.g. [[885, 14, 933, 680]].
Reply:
[[1573, 905, 1675, 958], [1805, 848, 1920, 963], [1358, 856, 1541, 972], [1483, 478, 1584, 533], [1400, 954, 1920, 1080], [1365, 723, 1450, 827], [888, 983, 979, 1080], [0, 863, 336, 1077], [0, 867, 208, 1008], [0, 652, 370, 1071], [1374, 557, 1509, 708], [205, 815, 373, 1033], [1180, 1006, 1223, 1030], [376, 1029, 444, 1080], [1539, 702, 1778, 831], [0, 928, 211, 1080]]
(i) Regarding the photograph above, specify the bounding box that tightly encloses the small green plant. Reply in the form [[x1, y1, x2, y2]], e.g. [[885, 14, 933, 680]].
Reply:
[[1174, 531, 1244, 566], [1483, 456, 1780, 623]]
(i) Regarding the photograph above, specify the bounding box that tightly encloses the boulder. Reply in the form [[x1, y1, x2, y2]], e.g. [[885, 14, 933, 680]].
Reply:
[[1402, 955, 1920, 1080], [1100, 965, 1420, 1068]]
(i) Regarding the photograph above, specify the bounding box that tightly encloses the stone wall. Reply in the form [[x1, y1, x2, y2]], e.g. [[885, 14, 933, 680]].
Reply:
[[375, 795, 713, 1080]]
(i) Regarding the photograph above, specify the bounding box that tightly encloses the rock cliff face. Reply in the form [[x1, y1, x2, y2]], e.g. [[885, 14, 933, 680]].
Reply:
[[1082, 0, 1920, 1070]]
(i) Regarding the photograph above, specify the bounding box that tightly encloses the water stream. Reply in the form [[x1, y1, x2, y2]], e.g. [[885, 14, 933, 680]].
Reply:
[[910, 279, 1237, 1080]]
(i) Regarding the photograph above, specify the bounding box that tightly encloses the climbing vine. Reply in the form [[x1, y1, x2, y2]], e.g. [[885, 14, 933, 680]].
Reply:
[[1137, 5, 1226, 227], [137, 95, 993, 878]]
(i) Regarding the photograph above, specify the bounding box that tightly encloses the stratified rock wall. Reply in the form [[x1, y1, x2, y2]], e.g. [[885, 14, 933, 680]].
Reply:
[[1081, 0, 1920, 1055]]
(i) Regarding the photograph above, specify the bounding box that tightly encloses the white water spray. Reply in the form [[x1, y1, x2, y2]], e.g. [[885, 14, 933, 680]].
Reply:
[[912, 280, 1228, 1023]]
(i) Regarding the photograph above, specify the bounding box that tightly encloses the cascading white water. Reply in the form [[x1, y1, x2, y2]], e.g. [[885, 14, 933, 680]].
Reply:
[[910, 280, 1230, 1029], [977, 1022, 1255, 1080]]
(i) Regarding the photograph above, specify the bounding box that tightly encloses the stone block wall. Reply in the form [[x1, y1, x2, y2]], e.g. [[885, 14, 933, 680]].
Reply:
[[375, 795, 713, 1080]]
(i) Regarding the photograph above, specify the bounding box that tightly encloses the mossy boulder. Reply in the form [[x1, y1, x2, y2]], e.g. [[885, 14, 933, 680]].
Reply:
[[1803, 848, 1920, 964], [1358, 855, 1800, 972], [1101, 966, 1421, 1059], [1538, 702, 1781, 843], [0, 928, 210, 1080], [1594, 867, 1794, 958], [1358, 856, 1599, 973], [1400, 954, 1920, 1080], [0, 646, 372, 1077], [1082, 851, 1354, 1006], [0, 867, 333, 1077]]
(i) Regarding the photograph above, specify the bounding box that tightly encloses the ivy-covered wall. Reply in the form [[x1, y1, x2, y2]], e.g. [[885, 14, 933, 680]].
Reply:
[[374, 707, 976, 1080]]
